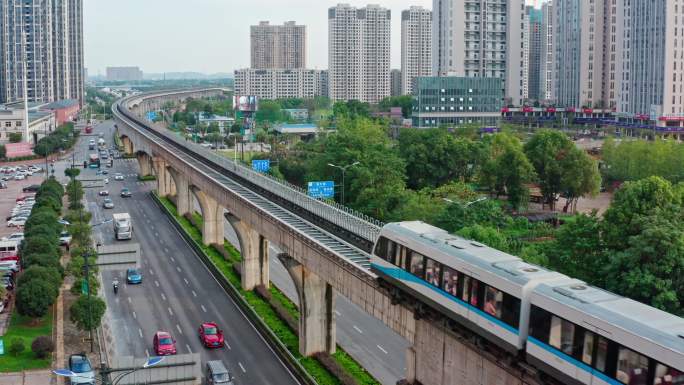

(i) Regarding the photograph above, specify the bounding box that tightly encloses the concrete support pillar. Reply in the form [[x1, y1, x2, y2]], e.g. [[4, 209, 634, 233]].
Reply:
[[152, 157, 170, 196], [192, 188, 225, 246], [121, 136, 133, 155], [168, 168, 192, 217], [405, 346, 417, 384], [278, 254, 336, 356], [227, 214, 269, 291], [136, 152, 152, 177]]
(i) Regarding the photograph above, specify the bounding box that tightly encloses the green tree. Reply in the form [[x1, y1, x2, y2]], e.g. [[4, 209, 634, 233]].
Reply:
[[21, 236, 59, 260], [435, 199, 507, 233], [523, 130, 576, 210], [8, 338, 25, 357], [64, 167, 80, 180], [457, 225, 511, 252], [332, 100, 370, 120], [17, 266, 61, 300], [379, 95, 414, 118], [9, 132, 22, 143], [549, 213, 605, 285], [255, 100, 283, 122], [70, 296, 106, 331], [0, 144, 5, 159], [16, 280, 55, 320], [23, 252, 61, 271], [560, 148, 601, 212]]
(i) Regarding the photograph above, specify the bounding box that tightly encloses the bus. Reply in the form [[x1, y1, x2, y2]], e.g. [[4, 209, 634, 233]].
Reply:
[[88, 153, 100, 168]]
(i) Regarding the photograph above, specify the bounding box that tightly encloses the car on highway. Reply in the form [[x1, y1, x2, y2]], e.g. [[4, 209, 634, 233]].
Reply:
[[59, 231, 72, 246], [101, 169, 109, 175], [198, 322, 224, 348], [114, 173, 124, 181], [205, 360, 234, 385], [98, 190, 109, 196], [6, 218, 26, 227], [153, 331, 177, 356], [126, 268, 142, 284], [102, 198, 114, 209], [68, 353, 95, 385], [22, 184, 40, 193], [120, 188, 131, 198]]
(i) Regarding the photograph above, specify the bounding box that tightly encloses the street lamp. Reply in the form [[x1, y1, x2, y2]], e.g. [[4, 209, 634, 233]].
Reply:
[[443, 196, 488, 207], [53, 356, 165, 385], [327, 161, 360, 206]]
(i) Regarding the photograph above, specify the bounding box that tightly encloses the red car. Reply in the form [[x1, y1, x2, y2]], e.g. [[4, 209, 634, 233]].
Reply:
[[197, 322, 224, 348], [153, 331, 177, 355]]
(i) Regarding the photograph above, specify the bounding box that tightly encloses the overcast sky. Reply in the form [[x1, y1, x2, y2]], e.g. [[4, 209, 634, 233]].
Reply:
[[84, 0, 535, 76]]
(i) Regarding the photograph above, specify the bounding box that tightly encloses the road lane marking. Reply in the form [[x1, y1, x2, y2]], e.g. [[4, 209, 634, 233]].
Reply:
[[192, 290, 197, 297], [238, 362, 246, 373], [127, 297, 131, 304], [149, 269, 154, 275], [168, 307, 173, 316], [377, 345, 388, 354], [334, 310, 341, 316], [154, 232, 159, 237], [138, 328, 143, 338], [154, 280, 159, 287], [176, 266, 182, 273], [201, 305, 207, 313], [164, 248, 169, 253], [186, 344, 192, 354], [151, 225, 155, 230], [146, 219, 150, 223], [353, 325, 363, 334], [170, 256, 175, 262], [176, 324, 183, 334], [225, 341, 232, 350], [161, 293, 166, 301], [183, 278, 189, 285], [132, 311, 137, 319], [145, 349, 150, 358]]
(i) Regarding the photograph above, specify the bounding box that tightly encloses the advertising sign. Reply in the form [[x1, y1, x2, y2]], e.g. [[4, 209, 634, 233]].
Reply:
[[233, 95, 259, 112], [251, 159, 270, 173], [146, 111, 157, 121], [307, 181, 335, 199]]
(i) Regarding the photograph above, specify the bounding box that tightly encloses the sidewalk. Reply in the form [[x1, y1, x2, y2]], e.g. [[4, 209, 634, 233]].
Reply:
[[0, 370, 55, 385]]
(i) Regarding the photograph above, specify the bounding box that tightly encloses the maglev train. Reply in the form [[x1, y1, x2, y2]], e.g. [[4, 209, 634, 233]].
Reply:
[[371, 221, 684, 385]]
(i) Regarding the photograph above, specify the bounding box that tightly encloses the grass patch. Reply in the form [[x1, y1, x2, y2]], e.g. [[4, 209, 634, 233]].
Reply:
[[138, 175, 156, 181], [0, 312, 53, 371], [158, 195, 381, 385]]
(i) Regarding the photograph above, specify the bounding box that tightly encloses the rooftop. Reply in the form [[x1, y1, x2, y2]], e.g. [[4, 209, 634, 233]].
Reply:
[[42, 99, 79, 110]]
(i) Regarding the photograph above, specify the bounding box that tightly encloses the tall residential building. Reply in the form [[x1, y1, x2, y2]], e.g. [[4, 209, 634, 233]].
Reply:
[[553, 0, 606, 108], [328, 4, 391, 104], [234, 69, 328, 99], [401, 6, 431, 95], [615, 0, 684, 123], [0, 0, 83, 105], [250, 21, 306, 69], [106, 67, 143, 81], [523, 6, 542, 102], [432, 0, 524, 105], [390, 69, 402, 96], [539, 1, 554, 102]]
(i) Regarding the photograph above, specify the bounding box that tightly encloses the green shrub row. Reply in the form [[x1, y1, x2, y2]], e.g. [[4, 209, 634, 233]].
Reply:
[[138, 175, 157, 181], [33, 123, 77, 157]]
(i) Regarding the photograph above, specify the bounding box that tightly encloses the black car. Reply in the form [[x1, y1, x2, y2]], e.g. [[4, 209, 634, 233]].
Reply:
[[22, 184, 40, 192], [120, 188, 132, 197]]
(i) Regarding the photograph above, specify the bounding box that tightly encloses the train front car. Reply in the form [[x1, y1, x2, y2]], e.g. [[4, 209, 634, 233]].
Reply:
[[528, 279, 684, 385], [370, 221, 566, 354]]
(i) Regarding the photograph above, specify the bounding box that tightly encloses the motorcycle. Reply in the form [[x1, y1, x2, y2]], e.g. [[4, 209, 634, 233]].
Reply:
[[113, 280, 119, 295]]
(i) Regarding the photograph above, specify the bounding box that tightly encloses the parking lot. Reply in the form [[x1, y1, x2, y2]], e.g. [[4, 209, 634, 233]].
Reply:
[[0, 164, 48, 239]]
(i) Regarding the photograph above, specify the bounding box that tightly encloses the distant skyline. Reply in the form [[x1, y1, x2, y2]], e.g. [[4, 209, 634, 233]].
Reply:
[[84, 0, 537, 76]]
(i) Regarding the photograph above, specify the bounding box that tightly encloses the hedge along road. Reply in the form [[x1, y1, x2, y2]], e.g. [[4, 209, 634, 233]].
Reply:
[[82, 121, 301, 385]]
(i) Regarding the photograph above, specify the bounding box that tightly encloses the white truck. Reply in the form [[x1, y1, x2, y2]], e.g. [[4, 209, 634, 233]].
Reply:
[[112, 213, 132, 240]]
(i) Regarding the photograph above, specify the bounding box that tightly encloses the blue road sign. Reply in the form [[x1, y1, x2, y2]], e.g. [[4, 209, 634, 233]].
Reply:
[[307, 181, 335, 199], [252, 159, 270, 173], [146, 111, 157, 121], [0, 339, 4, 355]]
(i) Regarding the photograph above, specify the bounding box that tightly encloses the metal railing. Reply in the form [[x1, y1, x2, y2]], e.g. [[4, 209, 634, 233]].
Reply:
[[115, 90, 384, 243]]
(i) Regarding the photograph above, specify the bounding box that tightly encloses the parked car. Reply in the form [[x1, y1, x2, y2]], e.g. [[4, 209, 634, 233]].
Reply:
[[22, 184, 40, 192], [198, 322, 225, 348], [1, 233, 24, 242], [103, 198, 114, 209], [13, 174, 25, 180], [59, 231, 72, 246], [126, 268, 142, 284], [1, 276, 14, 290], [68, 353, 95, 385], [120, 188, 131, 198], [153, 331, 177, 355], [0, 182, 6, 189], [7, 218, 26, 227]]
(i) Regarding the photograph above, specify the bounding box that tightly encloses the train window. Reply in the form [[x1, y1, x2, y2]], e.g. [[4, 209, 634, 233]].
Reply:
[[387, 241, 398, 265], [462, 276, 471, 303], [442, 267, 459, 297], [594, 335, 609, 372], [425, 258, 441, 287], [529, 305, 551, 342], [581, 331, 595, 365], [470, 279, 480, 307], [549, 316, 575, 356], [501, 293, 520, 329], [484, 286, 502, 318], [616, 347, 648, 385], [654, 363, 684, 385], [408, 251, 425, 279], [374, 237, 389, 260]]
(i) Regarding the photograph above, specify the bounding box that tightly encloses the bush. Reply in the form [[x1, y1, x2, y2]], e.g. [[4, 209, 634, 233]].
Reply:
[[31, 336, 54, 359], [8, 338, 25, 357], [23, 252, 61, 271], [16, 280, 55, 319], [0, 144, 5, 159], [24, 223, 60, 241], [21, 236, 59, 261], [33, 123, 76, 157], [70, 295, 106, 331], [9, 132, 22, 143], [18, 266, 62, 300]]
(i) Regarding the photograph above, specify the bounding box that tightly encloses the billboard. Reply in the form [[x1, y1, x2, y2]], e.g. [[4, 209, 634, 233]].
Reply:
[[251, 159, 270, 173], [307, 181, 335, 199], [233, 95, 259, 112]]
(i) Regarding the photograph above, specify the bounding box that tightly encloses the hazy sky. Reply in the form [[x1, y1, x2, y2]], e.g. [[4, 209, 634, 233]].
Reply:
[[84, 0, 534, 76]]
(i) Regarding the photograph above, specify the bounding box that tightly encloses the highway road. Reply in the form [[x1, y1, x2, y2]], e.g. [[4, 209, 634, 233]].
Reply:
[[64, 120, 301, 385], [57, 119, 408, 385]]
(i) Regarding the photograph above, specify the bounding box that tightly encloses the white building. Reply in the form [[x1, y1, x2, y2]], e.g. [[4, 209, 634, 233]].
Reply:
[[234, 68, 328, 99], [401, 6, 431, 95], [539, 1, 554, 102], [250, 21, 306, 69], [432, 0, 524, 105], [328, 4, 391, 104], [0, 105, 56, 144]]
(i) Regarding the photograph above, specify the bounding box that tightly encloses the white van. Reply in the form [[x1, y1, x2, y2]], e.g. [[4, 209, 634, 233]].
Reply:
[[0, 240, 19, 258]]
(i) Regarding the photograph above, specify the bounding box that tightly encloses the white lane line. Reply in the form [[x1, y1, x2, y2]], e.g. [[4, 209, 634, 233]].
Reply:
[[146, 219, 150, 223], [186, 344, 192, 354], [145, 349, 150, 358], [183, 278, 189, 285], [127, 297, 131, 304], [161, 293, 166, 301], [164, 248, 169, 253], [353, 325, 363, 334], [132, 311, 137, 320], [154, 280, 159, 287], [154, 232, 159, 237], [192, 290, 197, 298], [176, 324, 183, 335], [225, 341, 232, 350], [138, 328, 143, 338], [201, 305, 207, 313], [377, 345, 388, 354], [149, 269, 155, 276], [167, 307, 173, 316], [115, 298, 119, 304], [176, 266, 182, 273], [150, 225, 155, 230], [334, 310, 341, 316], [238, 362, 246, 373], [170, 256, 175, 262]]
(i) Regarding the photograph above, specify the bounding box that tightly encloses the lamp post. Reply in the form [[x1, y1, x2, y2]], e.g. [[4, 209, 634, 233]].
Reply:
[[443, 196, 488, 207], [327, 161, 360, 206]]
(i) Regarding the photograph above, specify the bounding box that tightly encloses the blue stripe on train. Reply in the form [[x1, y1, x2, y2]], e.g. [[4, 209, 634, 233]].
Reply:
[[527, 337, 622, 385], [371, 263, 519, 335]]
